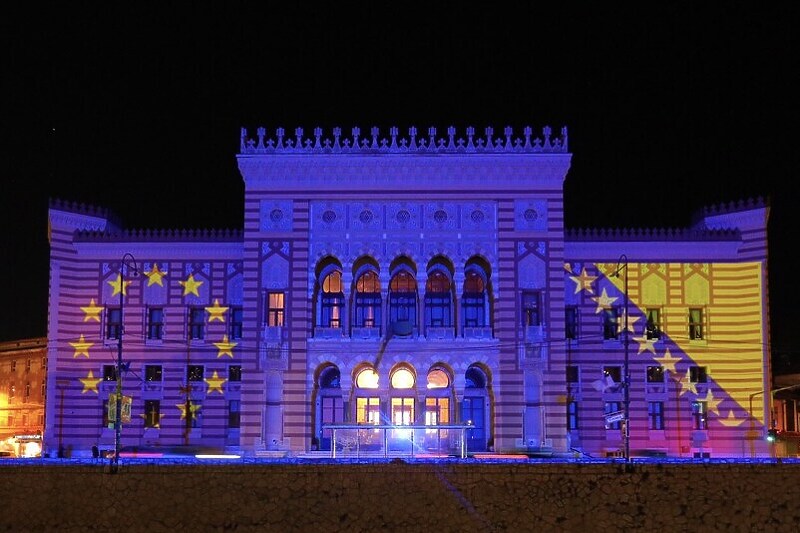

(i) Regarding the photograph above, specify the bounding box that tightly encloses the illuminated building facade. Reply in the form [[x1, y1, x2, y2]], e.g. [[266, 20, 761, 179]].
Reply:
[[43, 125, 772, 458], [0, 337, 46, 457]]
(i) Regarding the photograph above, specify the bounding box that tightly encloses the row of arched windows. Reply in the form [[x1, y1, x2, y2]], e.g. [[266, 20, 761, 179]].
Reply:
[[313, 255, 494, 337]]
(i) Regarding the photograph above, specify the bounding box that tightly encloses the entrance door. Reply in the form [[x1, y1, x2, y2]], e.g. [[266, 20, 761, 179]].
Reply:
[[463, 396, 486, 452], [320, 395, 343, 451]]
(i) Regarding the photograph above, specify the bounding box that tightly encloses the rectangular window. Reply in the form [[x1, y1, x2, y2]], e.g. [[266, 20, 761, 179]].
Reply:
[[603, 365, 622, 385], [691, 400, 708, 429], [567, 401, 579, 430], [321, 294, 344, 328], [145, 365, 162, 382], [689, 308, 704, 340], [522, 291, 541, 327], [230, 306, 244, 339], [10, 360, 16, 372], [143, 400, 161, 429], [147, 307, 164, 340], [646, 308, 662, 339], [228, 365, 242, 382], [356, 397, 381, 425], [602, 307, 619, 340], [25, 359, 31, 372], [188, 307, 205, 340], [41, 379, 46, 397], [102, 399, 111, 428], [266, 292, 285, 327], [646, 365, 665, 383], [228, 400, 241, 429], [106, 307, 122, 340], [42, 357, 47, 369], [25, 382, 31, 398], [566, 365, 579, 383], [605, 401, 622, 430], [425, 293, 452, 327], [187, 365, 204, 382], [355, 293, 382, 328], [648, 401, 664, 430], [565, 306, 579, 340], [102, 365, 117, 382], [689, 366, 708, 383]]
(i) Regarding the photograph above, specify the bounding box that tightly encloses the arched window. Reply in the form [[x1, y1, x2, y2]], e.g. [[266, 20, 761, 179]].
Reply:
[[389, 271, 417, 334], [319, 366, 341, 389], [317, 366, 343, 451], [427, 369, 450, 389], [355, 366, 380, 425], [320, 270, 344, 328], [465, 366, 487, 388], [390, 367, 415, 389], [354, 270, 381, 330], [462, 268, 487, 328], [425, 270, 452, 328]]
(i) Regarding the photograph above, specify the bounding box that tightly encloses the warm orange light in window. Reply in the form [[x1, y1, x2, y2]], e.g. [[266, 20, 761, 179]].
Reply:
[[356, 368, 379, 389], [391, 368, 415, 389]]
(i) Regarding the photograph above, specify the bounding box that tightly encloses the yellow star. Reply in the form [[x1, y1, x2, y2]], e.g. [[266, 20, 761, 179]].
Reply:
[[205, 299, 229, 322], [205, 371, 227, 394], [621, 313, 641, 334], [703, 389, 723, 416], [179, 274, 204, 297], [213, 335, 238, 358], [633, 334, 658, 355], [107, 273, 132, 297], [678, 369, 697, 396], [718, 410, 745, 427], [79, 370, 101, 394], [69, 334, 94, 358], [80, 299, 103, 322], [569, 268, 597, 295], [144, 263, 168, 287], [653, 349, 682, 374], [176, 401, 202, 420], [590, 288, 618, 313]]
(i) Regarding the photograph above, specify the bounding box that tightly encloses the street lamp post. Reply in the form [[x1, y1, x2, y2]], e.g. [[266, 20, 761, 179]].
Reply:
[[112, 253, 137, 473], [612, 254, 631, 463]]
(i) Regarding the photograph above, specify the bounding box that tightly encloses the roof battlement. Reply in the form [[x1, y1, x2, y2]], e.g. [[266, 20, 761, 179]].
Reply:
[[565, 227, 741, 242], [48, 197, 119, 223], [73, 228, 243, 243], [239, 125, 569, 155]]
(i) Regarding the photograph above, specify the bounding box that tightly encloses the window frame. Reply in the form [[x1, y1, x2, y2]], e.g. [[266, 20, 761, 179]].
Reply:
[[147, 307, 164, 340], [602, 307, 620, 340], [648, 401, 665, 430], [188, 306, 206, 340], [266, 292, 285, 327], [645, 308, 662, 340], [229, 306, 244, 340], [689, 307, 705, 340], [106, 307, 122, 340]]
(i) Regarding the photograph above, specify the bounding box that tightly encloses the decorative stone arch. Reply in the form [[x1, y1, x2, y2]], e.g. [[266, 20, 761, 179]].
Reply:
[[311, 362, 343, 451], [313, 256, 345, 332], [462, 362, 495, 452], [387, 246, 422, 269]]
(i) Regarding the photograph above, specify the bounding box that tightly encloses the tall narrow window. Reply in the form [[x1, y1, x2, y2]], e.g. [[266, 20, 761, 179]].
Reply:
[[689, 308, 704, 340], [691, 400, 708, 429], [605, 401, 622, 430], [228, 400, 241, 429], [425, 271, 452, 327], [147, 307, 164, 340], [228, 365, 242, 382], [389, 271, 417, 334], [106, 307, 121, 340], [646, 308, 662, 340], [354, 271, 381, 329], [462, 270, 486, 328], [320, 271, 344, 328], [565, 306, 579, 340], [188, 307, 205, 340], [602, 307, 619, 340], [267, 292, 285, 327], [229, 306, 243, 339], [566, 365, 579, 384], [648, 401, 664, 430], [567, 401, 579, 430], [102, 365, 117, 382], [143, 400, 161, 429], [522, 291, 541, 326], [646, 365, 665, 383]]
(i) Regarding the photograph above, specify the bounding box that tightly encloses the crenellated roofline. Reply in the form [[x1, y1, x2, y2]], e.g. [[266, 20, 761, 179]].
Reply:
[[239, 125, 569, 155], [73, 228, 243, 242], [691, 196, 769, 226], [565, 227, 741, 242]]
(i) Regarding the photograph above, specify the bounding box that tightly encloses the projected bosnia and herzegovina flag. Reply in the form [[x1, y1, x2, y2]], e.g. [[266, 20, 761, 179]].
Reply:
[[566, 260, 766, 456]]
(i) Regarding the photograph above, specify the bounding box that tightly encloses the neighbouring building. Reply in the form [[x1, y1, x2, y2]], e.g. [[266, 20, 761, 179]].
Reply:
[[0, 337, 46, 457], [43, 124, 772, 458]]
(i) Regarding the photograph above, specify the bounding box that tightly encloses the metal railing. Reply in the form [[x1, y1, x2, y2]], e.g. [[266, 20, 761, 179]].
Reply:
[[322, 423, 475, 459]]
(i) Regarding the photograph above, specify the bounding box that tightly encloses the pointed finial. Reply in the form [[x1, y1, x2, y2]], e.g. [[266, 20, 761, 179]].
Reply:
[[561, 126, 568, 151], [390, 126, 399, 150], [409, 126, 418, 151], [523, 126, 532, 150], [504, 126, 513, 151], [313, 127, 322, 150], [466, 126, 475, 152], [352, 127, 360, 149], [428, 127, 436, 151], [256, 127, 266, 151], [276, 127, 285, 149], [485, 127, 494, 150], [240, 128, 247, 153], [543, 126, 552, 150], [447, 126, 456, 151], [295, 128, 304, 151], [370, 127, 380, 150], [333, 127, 342, 152]]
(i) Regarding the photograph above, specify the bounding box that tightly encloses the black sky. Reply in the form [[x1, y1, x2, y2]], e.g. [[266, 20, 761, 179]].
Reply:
[[3, 5, 798, 367]]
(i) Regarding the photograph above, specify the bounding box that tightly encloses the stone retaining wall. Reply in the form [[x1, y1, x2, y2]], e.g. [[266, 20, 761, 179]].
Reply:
[[2, 463, 799, 532]]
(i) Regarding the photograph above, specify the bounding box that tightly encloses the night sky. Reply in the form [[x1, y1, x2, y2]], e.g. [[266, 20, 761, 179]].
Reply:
[[3, 5, 797, 367]]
